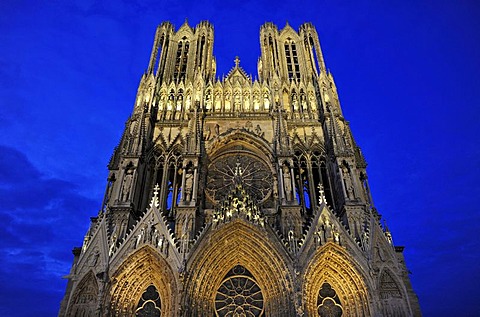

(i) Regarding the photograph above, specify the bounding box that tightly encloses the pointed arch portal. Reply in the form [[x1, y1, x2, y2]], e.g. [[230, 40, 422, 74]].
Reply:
[[106, 246, 178, 317], [186, 219, 293, 316], [304, 243, 372, 317]]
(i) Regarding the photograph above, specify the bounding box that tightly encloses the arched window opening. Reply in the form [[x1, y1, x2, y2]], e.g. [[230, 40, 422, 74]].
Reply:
[[162, 152, 182, 214], [135, 285, 161, 317], [180, 41, 189, 81], [317, 282, 343, 317], [320, 162, 335, 208], [166, 180, 173, 210], [303, 181, 311, 210], [285, 40, 301, 81], [311, 160, 321, 207], [285, 42, 292, 79], [174, 41, 183, 80], [196, 35, 206, 70], [360, 172, 372, 206], [267, 35, 280, 71], [309, 36, 321, 75], [69, 273, 98, 317], [174, 39, 189, 82], [379, 271, 406, 317], [292, 42, 300, 80], [293, 151, 311, 215], [153, 35, 164, 76], [215, 265, 264, 317], [157, 35, 169, 80]]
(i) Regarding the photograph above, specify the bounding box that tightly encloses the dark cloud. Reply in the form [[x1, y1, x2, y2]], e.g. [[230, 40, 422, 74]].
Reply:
[[0, 145, 97, 316]]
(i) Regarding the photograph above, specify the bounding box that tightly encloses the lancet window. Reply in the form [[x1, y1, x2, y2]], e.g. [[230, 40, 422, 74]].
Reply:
[[305, 35, 320, 76], [158, 35, 169, 80], [268, 36, 280, 72], [174, 39, 189, 82], [285, 40, 301, 81], [293, 149, 334, 216], [196, 35, 206, 70], [152, 35, 164, 76], [149, 150, 183, 214], [135, 285, 162, 317]]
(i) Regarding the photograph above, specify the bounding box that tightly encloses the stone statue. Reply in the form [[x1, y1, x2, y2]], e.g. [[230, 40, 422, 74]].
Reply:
[[158, 234, 165, 251], [121, 170, 133, 201], [342, 165, 356, 199], [205, 125, 211, 140], [263, 91, 270, 109], [205, 91, 212, 110], [184, 168, 194, 201], [135, 228, 144, 248], [283, 165, 292, 201], [153, 228, 159, 246], [109, 233, 117, 256], [255, 124, 264, 137]]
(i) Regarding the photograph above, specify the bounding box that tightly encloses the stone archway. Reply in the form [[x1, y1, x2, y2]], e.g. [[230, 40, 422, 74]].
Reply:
[[67, 271, 98, 317], [303, 243, 371, 317], [106, 246, 178, 317], [185, 219, 294, 317]]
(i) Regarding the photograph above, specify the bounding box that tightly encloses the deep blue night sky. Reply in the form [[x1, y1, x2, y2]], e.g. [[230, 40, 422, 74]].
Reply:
[[1, 1, 479, 316]]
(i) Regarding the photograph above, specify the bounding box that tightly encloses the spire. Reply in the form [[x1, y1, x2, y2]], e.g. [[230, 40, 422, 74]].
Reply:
[[383, 219, 394, 246]]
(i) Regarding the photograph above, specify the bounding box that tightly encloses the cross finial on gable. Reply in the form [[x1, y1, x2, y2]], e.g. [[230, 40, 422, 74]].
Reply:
[[153, 183, 160, 196], [234, 56, 240, 68]]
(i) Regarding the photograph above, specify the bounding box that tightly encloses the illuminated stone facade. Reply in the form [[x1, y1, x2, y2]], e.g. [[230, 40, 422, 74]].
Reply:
[[59, 20, 421, 316]]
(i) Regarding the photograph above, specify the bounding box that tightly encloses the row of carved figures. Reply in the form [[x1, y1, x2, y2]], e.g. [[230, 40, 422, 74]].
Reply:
[[107, 221, 171, 258], [151, 88, 320, 120]]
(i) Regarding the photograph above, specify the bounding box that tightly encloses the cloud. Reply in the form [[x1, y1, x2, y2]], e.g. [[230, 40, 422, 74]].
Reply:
[[0, 145, 98, 317]]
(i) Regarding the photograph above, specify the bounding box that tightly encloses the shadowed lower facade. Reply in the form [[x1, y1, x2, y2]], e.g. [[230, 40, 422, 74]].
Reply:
[[59, 20, 421, 317]]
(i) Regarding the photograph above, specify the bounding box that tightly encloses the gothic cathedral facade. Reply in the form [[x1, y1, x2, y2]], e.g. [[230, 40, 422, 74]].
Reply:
[[59, 21, 421, 316]]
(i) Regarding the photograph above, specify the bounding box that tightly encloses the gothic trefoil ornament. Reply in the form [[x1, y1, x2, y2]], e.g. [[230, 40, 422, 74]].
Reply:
[[59, 20, 421, 317]]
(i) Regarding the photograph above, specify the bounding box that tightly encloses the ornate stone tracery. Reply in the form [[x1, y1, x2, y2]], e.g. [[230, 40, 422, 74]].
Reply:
[[215, 265, 264, 317], [185, 220, 294, 316], [303, 243, 371, 317], [135, 285, 162, 317], [206, 154, 272, 206], [107, 247, 177, 317], [317, 283, 343, 317], [67, 271, 98, 317]]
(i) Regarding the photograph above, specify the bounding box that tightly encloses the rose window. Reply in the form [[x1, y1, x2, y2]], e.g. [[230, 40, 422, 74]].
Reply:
[[206, 155, 272, 205], [214, 265, 264, 317]]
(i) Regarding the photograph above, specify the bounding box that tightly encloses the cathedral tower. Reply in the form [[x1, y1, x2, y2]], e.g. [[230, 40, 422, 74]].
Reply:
[[59, 21, 421, 317]]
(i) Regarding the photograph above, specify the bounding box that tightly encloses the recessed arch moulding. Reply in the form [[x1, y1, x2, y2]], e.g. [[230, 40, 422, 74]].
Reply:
[[185, 219, 296, 316], [106, 246, 179, 316]]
